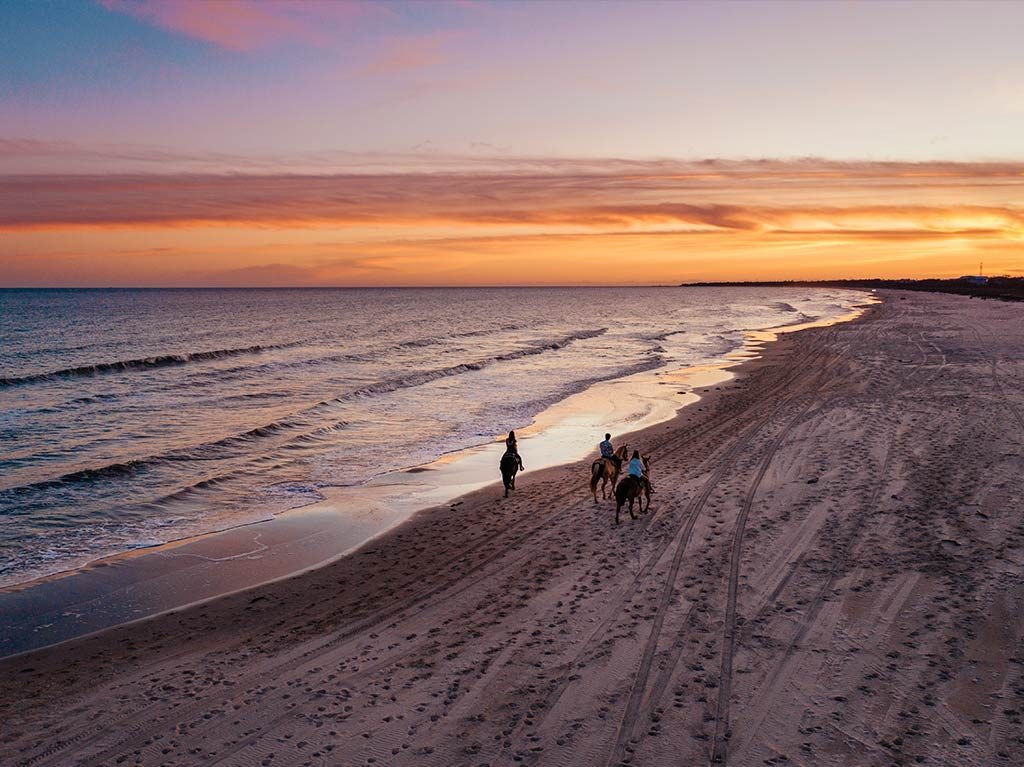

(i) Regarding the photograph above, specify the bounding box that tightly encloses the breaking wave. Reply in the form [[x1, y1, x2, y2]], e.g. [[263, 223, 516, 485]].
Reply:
[[1, 342, 303, 387]]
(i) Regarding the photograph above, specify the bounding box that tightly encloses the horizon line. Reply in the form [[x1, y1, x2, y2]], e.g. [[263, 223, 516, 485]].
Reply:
[[3, 276, 1012, 291]]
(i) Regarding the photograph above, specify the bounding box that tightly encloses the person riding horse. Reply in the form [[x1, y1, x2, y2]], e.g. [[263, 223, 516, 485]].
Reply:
[[625, 449, 651, 496], [614, 450, 651, 523], [599, 433, 622, 472], [505, 430, 524, 470], [500, 430, 525, 498]]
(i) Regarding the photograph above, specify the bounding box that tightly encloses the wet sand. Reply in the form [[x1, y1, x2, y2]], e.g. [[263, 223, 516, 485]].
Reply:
[[2, 290, 1023, 767]]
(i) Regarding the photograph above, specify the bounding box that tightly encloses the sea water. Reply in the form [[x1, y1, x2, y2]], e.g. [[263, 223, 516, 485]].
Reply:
[[0, 286, 864, 587]]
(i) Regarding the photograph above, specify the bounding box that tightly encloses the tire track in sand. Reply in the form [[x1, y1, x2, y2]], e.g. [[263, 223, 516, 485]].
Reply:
[[707, 393, 825, 764], [722, 308, 947, 765], [606, 345, 851, 767], [601, 325, 860, 767]]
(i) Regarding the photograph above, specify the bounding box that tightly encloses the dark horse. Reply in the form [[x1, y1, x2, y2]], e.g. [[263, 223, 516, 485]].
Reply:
[[500, 451, 523, 498], [614, 455, 651, 524]]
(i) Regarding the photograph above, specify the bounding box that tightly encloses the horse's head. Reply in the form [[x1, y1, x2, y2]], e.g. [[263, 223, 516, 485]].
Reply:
[[642, 455, 651, 474], [616, 444, 629, 460]]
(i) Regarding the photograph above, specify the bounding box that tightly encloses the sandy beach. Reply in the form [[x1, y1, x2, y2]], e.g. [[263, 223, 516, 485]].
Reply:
[[2, 290, 1022, 767]]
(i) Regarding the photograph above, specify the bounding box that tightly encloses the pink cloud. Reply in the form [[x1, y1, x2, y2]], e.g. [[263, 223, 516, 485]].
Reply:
[[99, 0, 385, 51], [365, 31, 460, 75]]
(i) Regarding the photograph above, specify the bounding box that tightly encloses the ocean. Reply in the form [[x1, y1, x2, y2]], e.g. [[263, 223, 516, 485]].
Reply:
[[0, 286, 865, 587]]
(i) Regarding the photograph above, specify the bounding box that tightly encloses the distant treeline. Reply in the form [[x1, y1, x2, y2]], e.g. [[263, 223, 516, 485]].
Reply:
[[679, 276, 1024, 302]]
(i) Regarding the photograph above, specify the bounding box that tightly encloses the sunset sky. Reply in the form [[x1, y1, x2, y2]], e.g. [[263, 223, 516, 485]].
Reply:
[[2, 0, 1023, 286]]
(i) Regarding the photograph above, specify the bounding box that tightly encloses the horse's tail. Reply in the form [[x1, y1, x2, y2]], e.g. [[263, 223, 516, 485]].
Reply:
[[590, 460, 604, 493]]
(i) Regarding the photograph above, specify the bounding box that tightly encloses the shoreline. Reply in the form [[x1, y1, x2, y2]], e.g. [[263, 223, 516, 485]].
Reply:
[[0, 295, 873, 657], [3, 290, 1022, 766], [0, 294, 863, 594]]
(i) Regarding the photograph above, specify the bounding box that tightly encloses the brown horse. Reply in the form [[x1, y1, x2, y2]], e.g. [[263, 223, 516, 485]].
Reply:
[[614, 455, 651, 524], [590, 444, 629, 502]]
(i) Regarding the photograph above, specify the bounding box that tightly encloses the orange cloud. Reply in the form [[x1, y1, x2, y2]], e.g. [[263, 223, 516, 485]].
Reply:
[[3, 156, 1022, 286], [2, 164, 1023, 238], [5, 223, 1021, 287]]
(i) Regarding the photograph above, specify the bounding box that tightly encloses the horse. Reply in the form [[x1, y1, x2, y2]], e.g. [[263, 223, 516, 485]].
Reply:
[[614, 455, 651, 524], [500, 451, 523, 498], [589, 444, 629, 502]]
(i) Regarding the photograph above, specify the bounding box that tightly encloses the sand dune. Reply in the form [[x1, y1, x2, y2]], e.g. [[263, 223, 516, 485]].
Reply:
[[2, 290, 1022, 767]]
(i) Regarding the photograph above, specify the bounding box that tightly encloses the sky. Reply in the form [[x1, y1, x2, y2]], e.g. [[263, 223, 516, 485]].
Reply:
[[1, 0, 1022, 286]]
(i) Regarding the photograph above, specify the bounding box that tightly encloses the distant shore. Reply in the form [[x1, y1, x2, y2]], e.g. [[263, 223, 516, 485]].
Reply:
[[679, 275, 1024, 301], [2, 290, 1023, 766]]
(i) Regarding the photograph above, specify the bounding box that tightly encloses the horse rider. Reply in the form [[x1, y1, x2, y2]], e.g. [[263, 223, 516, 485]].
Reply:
[[599, 433, 622, 471], [505, 430, 525, 470], [626, 449, 651, 495]]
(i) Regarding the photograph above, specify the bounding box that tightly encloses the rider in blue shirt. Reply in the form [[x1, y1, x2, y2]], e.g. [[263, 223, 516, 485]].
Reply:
[[626, 450, 651, 494]]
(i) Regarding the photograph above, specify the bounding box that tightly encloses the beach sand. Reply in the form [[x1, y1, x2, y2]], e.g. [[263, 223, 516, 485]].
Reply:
[[2, 290, 1022, 767]]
